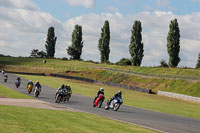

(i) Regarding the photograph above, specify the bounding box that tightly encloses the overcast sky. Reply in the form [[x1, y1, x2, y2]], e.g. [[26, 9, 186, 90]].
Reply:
[[0, 0, 200, 67]]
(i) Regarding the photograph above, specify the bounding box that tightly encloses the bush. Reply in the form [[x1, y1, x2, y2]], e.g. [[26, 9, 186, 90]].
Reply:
[[160, 59, 169, 67], [62, 57, 68, 60], [116, 58, 132, 66]]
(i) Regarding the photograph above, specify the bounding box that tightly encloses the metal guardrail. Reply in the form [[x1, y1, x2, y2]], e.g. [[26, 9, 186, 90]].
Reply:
[[157, 91, 200, 103], [50, 73, 152, 94], [3, 70, 45, 76]]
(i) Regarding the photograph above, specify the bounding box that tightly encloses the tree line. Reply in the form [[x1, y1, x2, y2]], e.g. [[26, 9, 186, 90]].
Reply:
[[30, 19, 200, 68]]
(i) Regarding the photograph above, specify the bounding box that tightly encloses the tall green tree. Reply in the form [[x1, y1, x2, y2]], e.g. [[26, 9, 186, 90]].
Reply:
[[167, 19, 181, 67], [98, 20, 110, 63], [45, 27, 57, 58], [196, 53, 200, 68], [129, 20, 144, 66], [67, 24, 83, 59]]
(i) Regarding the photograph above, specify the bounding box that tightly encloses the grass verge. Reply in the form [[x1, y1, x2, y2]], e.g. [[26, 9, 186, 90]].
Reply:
[[0, 84, 32, 99], [19, 74, 200, 120], [0, 105, 158, 133]]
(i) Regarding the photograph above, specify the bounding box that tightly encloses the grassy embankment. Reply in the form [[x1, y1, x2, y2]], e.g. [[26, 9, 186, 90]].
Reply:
[[1, 57, 200, 97], [19, 74, 200, 120]]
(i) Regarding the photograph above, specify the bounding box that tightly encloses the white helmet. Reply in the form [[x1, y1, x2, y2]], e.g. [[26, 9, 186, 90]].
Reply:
[[29, 80, 32, 82], [100, 88, 104, 92]]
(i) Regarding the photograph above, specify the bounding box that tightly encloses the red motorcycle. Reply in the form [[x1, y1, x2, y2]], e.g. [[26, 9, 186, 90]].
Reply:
[[3, 76, 8, 83], [93, 94, 105, 108]]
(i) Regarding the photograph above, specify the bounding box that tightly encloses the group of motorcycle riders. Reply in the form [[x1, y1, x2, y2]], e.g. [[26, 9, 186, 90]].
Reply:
[[2, 70, 123, 109]]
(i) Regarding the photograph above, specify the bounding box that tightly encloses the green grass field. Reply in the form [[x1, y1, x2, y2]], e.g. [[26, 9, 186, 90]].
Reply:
[[0, 105, 158, 133], [0, 84, 32, 99], [19, 74, 200, 120], [1, 57, 200, 97]]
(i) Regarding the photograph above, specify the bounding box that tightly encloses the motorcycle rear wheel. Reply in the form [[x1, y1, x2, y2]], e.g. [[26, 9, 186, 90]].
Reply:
[[113, 103, 121, 111], [98, 100, 103, 108]]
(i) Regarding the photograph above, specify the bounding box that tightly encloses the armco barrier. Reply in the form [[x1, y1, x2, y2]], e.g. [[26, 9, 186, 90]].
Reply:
[[50, 73, 151, 94], [4, 70, 45, 76], [157, 91, 200, 103]]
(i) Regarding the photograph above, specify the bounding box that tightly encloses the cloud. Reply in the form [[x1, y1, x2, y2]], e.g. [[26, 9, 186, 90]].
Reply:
[[64, 0, 94, 8], [63, 11, 200, 67], [0, 0, 200, 68], [0, 0, 63, 57], [0, 0, 39, 10]]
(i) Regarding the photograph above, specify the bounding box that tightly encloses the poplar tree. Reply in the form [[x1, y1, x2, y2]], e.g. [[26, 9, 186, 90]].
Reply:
[[45, 27, 57, 58], [129, 20, 144, 66], [196, 53, 200, 68], [167, 19, 181, 67], [67, 24, 83, 59], [98, 20, 110, 63]]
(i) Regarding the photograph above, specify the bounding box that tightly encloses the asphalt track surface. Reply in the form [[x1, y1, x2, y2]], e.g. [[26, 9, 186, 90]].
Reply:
[[1, 73, 200, 133]]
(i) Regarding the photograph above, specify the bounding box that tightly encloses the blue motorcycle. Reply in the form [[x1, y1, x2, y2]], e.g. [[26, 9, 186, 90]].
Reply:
[[105, 97, 123, 111]]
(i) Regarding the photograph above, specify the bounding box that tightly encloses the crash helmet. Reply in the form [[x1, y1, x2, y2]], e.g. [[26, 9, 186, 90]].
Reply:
[[29, 80, 32, 82], [66, 84, 70, 87], [100, 87, 104, 92], [117, 91, 122, 95], [36, 81, 39, 84]]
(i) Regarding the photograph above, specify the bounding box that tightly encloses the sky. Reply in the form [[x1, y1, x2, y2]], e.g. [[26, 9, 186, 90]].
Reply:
[[0, 0, 200, 67]]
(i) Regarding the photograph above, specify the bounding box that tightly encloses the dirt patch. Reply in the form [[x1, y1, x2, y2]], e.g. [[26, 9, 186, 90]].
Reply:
[[0, 98, 79, 112]]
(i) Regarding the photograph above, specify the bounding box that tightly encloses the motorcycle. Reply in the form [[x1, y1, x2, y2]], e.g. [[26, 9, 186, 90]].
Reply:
[[65, 90, 72, 102], [93, 94, 105, 108], [105, 97, 123, 111], [27, 84, 33, 94], [3, 76, 7, 83], [55, 89, 67, 103], [34, 86, 41, 97], [15, 81, 21, 88]]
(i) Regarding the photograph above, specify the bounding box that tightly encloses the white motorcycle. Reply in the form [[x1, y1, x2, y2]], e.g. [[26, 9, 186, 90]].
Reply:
[[34, 86, 41, 97], [105, 97, 123, 111]]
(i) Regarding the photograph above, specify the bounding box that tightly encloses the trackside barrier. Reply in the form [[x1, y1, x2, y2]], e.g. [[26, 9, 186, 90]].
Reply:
[[157, 91, 200, 103], [50, 73, 151, 94], [4, 70, 45, 76]]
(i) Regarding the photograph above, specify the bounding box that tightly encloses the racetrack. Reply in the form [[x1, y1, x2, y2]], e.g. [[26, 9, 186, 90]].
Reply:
[[1, 73, 200, 133]]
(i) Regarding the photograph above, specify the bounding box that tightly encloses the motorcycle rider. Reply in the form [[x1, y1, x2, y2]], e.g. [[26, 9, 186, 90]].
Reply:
[[2, 69, 5, 75], [27, 80, 34, 88], [15, 76, 21, 87], [34, 81, 41, 92], [16, 76, 21, 82], [108, 91, 122, 105], [55, 84, 66, 97], [93, 88, 104, 104], [65, 84, 72, 94]]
